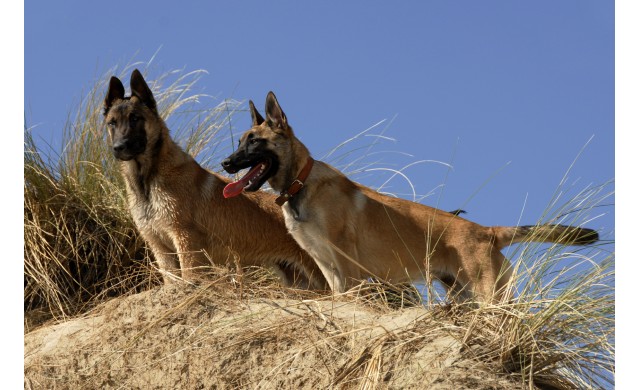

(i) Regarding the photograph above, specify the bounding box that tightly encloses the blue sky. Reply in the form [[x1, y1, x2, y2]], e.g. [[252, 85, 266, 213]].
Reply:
[[15, 0, 634, 387], [25, 1, 614, 233]]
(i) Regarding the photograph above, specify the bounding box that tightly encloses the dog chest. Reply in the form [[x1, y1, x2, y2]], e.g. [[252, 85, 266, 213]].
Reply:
[[128, 184, 179, 225]]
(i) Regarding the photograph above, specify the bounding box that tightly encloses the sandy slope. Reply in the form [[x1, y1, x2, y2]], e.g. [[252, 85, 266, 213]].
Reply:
[[24, 283, 528, 389]]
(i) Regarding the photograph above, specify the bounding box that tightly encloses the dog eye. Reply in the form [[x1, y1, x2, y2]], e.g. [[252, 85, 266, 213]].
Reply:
[[130, 115, 139, 123], [107, 120, 116, 127], [249, 138, 259, 145]]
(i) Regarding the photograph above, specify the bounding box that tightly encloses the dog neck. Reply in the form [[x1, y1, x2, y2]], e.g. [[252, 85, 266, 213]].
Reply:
[[120, 126, 186, 201], [275, 156, 314, 206]]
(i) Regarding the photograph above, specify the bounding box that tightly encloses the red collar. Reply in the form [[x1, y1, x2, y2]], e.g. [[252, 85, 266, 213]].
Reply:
[[275, 157, 314, 206]]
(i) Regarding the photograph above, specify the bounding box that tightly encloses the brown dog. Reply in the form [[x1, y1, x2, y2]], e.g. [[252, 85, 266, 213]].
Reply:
[[103, 70, 327, 289], [221, 92, 599, 303]]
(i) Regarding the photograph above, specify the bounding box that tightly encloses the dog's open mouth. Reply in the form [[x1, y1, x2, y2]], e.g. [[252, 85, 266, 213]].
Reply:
[[223, 160, 271, 198]]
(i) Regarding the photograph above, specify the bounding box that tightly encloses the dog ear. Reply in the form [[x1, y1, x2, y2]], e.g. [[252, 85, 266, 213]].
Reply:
[[249, 100, 265, 126], [104, 76, 125, 115], [130, 69, 158, 114], [265, 91, 288, 132]]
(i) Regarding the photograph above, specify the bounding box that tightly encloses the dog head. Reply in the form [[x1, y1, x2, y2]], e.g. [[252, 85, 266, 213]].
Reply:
[[103, 69, 160, 161], [221, 92, 295, 198]]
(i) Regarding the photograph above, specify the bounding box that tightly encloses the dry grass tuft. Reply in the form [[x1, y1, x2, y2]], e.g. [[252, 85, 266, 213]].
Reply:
[[25, 259, 612, 389]]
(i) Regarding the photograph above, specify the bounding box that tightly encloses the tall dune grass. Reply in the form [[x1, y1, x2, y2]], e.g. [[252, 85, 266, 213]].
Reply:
[[464, 179, 614, 389], [24, 62, 613, 388]]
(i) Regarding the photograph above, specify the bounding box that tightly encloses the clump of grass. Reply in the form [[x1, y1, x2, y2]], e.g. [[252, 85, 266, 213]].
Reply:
[[345, 279, 424, 311], [453, 179, 615, 389], [24, 62, 242, 331]]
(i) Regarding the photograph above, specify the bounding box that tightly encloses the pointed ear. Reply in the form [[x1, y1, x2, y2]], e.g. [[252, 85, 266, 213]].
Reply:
[[249, 100, 265, 126], [130, 69, 158, 113], [265, 91, 288, 131], [104, 76, 125, 115]]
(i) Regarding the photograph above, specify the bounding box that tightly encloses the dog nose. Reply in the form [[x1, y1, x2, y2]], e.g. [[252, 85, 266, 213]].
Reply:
[[221, 158, 240, 174], [113, 140, 127, 153]]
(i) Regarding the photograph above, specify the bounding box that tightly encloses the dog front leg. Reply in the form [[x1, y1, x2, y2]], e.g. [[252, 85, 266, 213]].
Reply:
[[171, 229, 212, 282], [143, 235, 182, 284], [319, 261, 346, 293], [309, 250, 346, 293]]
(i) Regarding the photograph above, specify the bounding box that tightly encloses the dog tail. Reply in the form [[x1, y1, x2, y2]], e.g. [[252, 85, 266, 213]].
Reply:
[[492, 224, 599, 249]]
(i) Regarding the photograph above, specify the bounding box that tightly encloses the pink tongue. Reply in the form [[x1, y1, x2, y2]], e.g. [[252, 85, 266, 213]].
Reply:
[[223, 163, 265, 198], [223, 181, 246, 198]]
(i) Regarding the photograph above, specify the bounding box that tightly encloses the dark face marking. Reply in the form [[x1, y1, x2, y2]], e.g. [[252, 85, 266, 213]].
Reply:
[[221, 92, 295, 195], [103, 70, 159, 162], [105, 102, 148, 161], [221, 129, 281, 192]]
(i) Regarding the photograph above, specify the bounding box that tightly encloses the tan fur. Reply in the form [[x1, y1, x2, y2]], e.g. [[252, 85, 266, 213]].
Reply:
[[103, 70, 327, 289], [225, 92, 599, 303]]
